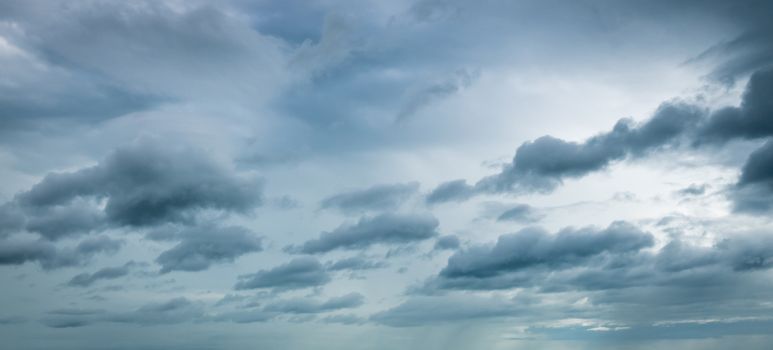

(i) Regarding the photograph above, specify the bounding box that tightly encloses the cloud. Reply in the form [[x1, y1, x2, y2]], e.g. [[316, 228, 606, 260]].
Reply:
[[0, 32, 162, 132], [426, 179, 476, 204], [326, 255, 387, 271], [155, 225, 262, 273], [263, 293, 364, 314], [496, 204, 543, 223], [319, 182, 419, 214], [0, 235, 122, 270], [289, 213, 439, 254], [434, 221, 653, 289], [371, 295, 517, 327], [476, 103, 704, 194], [3, 140, 262, 240], [428, 67, 773, 203], [397, 69, 477, 121], [42, 297, 204, 328], [67, 261, 135, 287], [695, 69, 773, 144], [732, 140, 773, 213], [427, 224, 773, 293], [433, 235, 461, 250], [321, 314, 367, 325], [675, 183, 709, 197], [234, 257, 331, 291], [691, 1, 773, 84]]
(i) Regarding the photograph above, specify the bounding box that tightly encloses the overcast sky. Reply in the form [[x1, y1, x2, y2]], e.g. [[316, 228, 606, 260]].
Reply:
[[1, 0, 773, 349]]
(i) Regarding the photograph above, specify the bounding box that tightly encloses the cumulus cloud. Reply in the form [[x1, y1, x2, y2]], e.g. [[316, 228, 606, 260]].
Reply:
[[154, 225, 262, 273], [434, 221, 654, 290], [426, 224, 773, 293], [290, 213, 439, 254], [234, 257, 331, 291], [429, 68, 773, 204], [320, 182, 419, 214], [2, 140, 262, 241]]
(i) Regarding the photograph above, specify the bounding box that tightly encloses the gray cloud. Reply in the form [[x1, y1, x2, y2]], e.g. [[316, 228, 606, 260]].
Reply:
[[427, 224, 773, 293], [234, 257, 331, 291], [426, 179, 476, 204], [436, 222, 653, 288], [67, 261, 135, 287], [320, 182, 419, 214], [732, 141, 773, 214], [696, 69, 773, 144], [433, 235, 460, 251], [290, 213, 439, 254], [326, 255, 387, 271], [155, 225, 262, 273], [371, 295, 517, 327], [263, 293, 364, 314], [42, 297, 204, 328], [397, 69, 477, 121], [476, 103, 704, 194], [496, 204, 543, 223], [4, 140, 261, 241], [675, 183, 709, 197], [429, 67, 773, 203], [0, 235, 122, 270], [321, 314, 367, 325]]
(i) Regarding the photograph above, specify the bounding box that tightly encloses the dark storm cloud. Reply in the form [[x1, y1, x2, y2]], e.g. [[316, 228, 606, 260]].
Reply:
[[234, 257, 331, 291], [2, 141, 262, 240], [326, 255, 387, 271], [496, 204, 542, 223], [155, 225, 262, 273], [289, 213, 439, 254], [319, 182, 419, 214], [732, 140, 773, 214], [429, 67, 773, 203], [0, 235, 122, 270], [67, 261, 136, 287], [263, 293, 364, 314], [696, 69, 773, 144]]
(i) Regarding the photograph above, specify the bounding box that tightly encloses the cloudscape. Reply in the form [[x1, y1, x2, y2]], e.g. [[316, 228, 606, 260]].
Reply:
[[1, 1, 773, 349]]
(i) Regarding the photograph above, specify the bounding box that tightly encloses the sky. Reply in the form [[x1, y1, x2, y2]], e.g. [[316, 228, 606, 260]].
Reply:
[[1, 0, 773, 349]]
